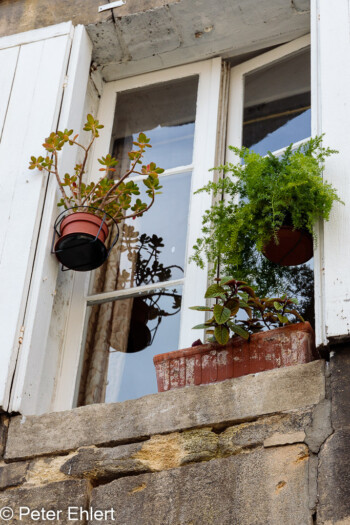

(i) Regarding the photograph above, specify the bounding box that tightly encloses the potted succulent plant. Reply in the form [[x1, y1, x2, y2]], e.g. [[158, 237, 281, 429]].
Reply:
[[191, 136, 342, 268], [29, 114, 163, 271], [153, 277, 318, 392]]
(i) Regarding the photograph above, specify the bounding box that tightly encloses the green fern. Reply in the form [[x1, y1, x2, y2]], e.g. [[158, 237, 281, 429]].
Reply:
[[191, 136, 342, 274]]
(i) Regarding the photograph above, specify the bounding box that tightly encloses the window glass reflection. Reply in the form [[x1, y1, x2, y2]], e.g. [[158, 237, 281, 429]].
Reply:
[[237, 48, 314, 329], [113, 172, 191, 291], [243, 49, 311, 155], [104, 287, 182, 402], [111, 76, 198, 171]]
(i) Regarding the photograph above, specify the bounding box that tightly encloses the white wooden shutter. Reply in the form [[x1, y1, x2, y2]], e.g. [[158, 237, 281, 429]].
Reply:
[[0, 23, 92, 412], [311, 0, 350, 346]]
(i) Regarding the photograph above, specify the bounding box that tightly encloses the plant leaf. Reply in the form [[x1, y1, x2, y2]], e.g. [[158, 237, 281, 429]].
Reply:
[[205, 284, 226, 298], [273, 301, 283, 311], [276, 313, 289, 324], [189, 306, 212, 311], [228, 322, 250, 339], [213, 304, 231, 325], [214, 325, 230, 345], [192, 323, 214, 330]]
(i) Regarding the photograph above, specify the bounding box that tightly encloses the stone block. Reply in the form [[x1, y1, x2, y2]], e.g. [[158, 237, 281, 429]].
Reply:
[[62, 428, 219, 480], [90, 445, 312, 525], [304, 398, 333, 453], [0, 0, 180, 39], [219, 411, 312, 455], [61, 443, 151, 480], [0, 480, 89, 524], [0, 415, 8, 457], [0, 461, 29, 489], [263, 431, 305, 447], [5, 360, 325, 460], [318, 430, 350, 524], [330, 348, 350, 430]]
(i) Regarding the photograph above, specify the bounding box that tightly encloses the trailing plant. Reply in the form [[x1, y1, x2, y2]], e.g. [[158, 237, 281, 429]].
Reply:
[[190, 277, 304, 345], [29, 114, 163, 225], [191, 136, 342, 274]]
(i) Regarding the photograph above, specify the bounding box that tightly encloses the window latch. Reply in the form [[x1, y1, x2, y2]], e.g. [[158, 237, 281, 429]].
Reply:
[[98, 0, 126, 12]]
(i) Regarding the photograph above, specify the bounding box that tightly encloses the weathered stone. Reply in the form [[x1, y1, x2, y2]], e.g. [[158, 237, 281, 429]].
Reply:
[[0, 0, 180, 38], [0, 480, 89, 524], [62, 429, 219, 480], [264, 431, 306, 448], [132, 429, 219, 471], [0, 461, 29, 489], [90, 444, 312, 525], [61, 443, 151, 480], [318, 430, 350, 524], [5, 360, 325, 460], [305, 398, 333, 453], [219, 412, 312, 455], [27, 456, 73, 486], [330, 348, 350, 430], [0, 0, 310, 85], [179, 428, 218, 464], [0, 415, 8, 458]]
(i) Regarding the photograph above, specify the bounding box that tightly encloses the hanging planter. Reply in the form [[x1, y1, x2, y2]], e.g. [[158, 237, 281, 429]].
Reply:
[[191, 136, 342, 274], [52, 206, 119, 272], [29, 114, 164, 272], [262, 226, 313, 266]]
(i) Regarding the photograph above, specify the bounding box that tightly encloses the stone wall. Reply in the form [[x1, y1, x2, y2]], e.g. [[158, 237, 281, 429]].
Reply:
[[0, 359, 345, 524]]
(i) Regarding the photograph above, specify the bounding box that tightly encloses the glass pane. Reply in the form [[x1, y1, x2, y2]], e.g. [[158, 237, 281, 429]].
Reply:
[[243, 49, 311, 155], [236, 48, 314, 329], [107, 172, 191, 292], [111, 76, 198, 171], [82, 287, 182, 404]]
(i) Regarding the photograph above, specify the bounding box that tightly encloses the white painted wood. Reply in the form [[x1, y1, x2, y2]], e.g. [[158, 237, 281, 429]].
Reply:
[[310, 0, 326, 347], [179, 58, 222, 348], [0, 26, 74, 411], [50, 75, 100, 414], [8, 26, 93, 415], [311, 0, 350, 345], [87, 278, 185, 305], [0, 47, 19, 140], [0, 22, 73, 51], [99, 0, 125, 12]]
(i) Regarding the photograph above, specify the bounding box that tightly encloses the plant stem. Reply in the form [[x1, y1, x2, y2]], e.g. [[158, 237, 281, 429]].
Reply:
[[51, 150, 71, 209]]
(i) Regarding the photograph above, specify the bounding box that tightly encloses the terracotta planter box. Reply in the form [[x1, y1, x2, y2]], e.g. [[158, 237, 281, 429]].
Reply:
[[153, 322, 318, 392]]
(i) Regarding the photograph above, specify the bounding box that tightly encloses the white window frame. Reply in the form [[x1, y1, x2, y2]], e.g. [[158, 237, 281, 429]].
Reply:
[[226, 34, 317, 339], [51, 58, 223, 411]]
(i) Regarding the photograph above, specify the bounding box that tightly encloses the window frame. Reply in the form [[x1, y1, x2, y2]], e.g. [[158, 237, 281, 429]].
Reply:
[[52, 58, 223, 411]]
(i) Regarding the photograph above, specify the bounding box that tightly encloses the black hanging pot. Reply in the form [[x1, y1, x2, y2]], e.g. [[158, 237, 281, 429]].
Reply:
[[127, 298, 152, 353], [52, 206, 119, 272], [262, 225, 313, 266]]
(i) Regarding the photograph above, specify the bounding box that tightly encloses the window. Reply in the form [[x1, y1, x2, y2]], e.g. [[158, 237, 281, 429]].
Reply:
[[227, 36, 313, 323], [41, 37, 313, 413], [79, 77, 198, 404], [54, 60, 222, 408]]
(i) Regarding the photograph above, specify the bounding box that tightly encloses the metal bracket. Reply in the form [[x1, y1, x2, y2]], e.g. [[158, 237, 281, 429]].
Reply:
[[98, 0, 125, 12]]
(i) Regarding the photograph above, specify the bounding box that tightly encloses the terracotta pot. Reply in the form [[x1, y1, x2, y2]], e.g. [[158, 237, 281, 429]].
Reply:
[[153, 322, 318, 392], [262, 226, 313, 266], [54, 212, 109, 271]]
